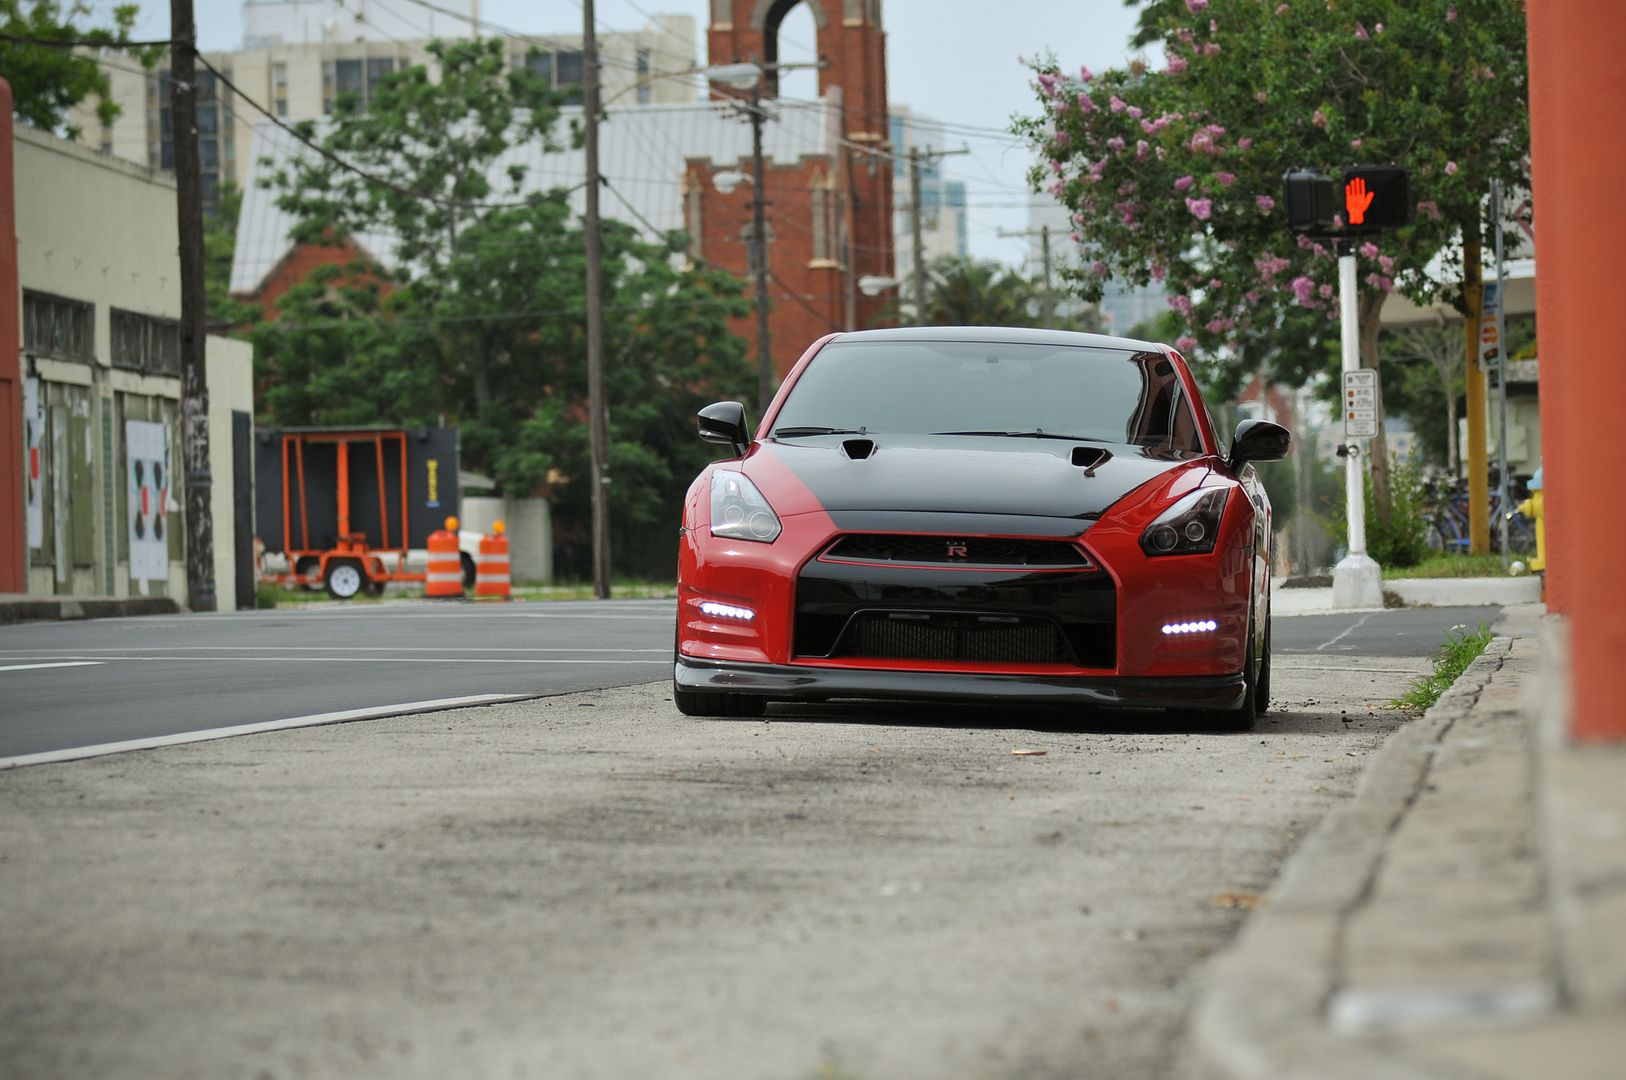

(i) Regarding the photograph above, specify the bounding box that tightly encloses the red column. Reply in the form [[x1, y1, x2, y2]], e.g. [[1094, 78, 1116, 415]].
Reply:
[[1527, 2, 1626, 741], [0, 79, 26, 593]]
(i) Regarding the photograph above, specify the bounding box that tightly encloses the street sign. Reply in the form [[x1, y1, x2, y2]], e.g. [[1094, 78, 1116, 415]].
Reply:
[[1343, 369, 1379, 439], [1480, 281, 1503, 369]]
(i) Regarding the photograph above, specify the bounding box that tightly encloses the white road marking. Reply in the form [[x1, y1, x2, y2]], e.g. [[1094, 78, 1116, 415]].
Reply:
[[0, 694, 530, 770], [1316, 613, 1375, 651], [0, 661, 105, 672], [0, 655, 667, 666], [0, 646, 670, 655]]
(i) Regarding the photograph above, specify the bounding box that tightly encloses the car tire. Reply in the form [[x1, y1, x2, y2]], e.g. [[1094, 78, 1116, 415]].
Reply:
[[673, 685, 767, 718], [324, 559, 365, 601], [1255, 613, 1272, 715], [1176, 615, 1259, 732]]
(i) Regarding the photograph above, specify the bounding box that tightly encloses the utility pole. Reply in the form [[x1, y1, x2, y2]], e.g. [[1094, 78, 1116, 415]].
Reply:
[[749, 80, 773, 413], [1491, 180, 1511, 567], [171, 0, 215, 612], [1462, 230, 1489, 555], [995, 225, 1057, 327], [583, 0, 612, 599], [909, 146, 926, 326], [1332, 238, 1383, 609]]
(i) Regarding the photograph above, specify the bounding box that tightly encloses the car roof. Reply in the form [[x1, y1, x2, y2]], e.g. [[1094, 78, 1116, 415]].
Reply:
[[819, 326, 1169, 352]]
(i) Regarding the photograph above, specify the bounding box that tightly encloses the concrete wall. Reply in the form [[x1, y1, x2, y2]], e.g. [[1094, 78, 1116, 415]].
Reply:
[[13, 126, 255, 610], [460, 496, 553, 585]]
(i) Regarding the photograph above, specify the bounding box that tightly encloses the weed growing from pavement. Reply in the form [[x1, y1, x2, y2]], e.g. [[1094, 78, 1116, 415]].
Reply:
[[1381, 553, 1516, 579], [1392, 623, 1494, 711]]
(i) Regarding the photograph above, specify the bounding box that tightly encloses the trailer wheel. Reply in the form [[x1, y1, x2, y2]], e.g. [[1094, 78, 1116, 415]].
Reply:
[[294, 556, 320, 591], [324, 560, 365, 600]]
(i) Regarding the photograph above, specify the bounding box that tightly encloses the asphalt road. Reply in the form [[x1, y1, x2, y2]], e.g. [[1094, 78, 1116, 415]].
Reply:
[[0, 600, 676, 759], [0, 605, 1528, 1080], [0, 600, 1500, 762]]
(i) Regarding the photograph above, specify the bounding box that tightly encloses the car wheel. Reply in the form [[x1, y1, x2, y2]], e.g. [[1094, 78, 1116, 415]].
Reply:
[[1180, 615, 1258, 732], [324, 560, 365, 601], [1255, 613, 1272, 715]]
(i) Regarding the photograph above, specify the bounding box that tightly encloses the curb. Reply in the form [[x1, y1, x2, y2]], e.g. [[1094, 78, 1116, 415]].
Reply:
[[1187, 637, 1513, 1080], [0, 597, 182, 625]]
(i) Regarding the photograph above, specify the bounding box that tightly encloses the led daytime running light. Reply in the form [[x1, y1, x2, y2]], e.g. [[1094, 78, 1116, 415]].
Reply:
[[700, 601, 756, 621], [1161, 619, 1219, 635]]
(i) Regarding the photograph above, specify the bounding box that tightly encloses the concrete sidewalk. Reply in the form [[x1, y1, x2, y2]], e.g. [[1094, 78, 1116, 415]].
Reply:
[[1188, 601, 1626, 1079], [0, 594, 180, 625]]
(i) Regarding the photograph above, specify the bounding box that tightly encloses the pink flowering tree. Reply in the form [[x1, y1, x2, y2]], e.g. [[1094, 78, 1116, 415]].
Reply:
[[1017, 0, 1529, 513]]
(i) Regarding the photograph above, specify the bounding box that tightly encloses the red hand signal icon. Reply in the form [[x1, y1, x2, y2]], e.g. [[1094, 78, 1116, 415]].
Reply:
[[1345, 177, 1375, 226]]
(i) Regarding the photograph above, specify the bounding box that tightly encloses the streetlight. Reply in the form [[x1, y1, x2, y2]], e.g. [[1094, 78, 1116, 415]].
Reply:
[[707, 62, 775, 414], [857, 275, 901, 297]]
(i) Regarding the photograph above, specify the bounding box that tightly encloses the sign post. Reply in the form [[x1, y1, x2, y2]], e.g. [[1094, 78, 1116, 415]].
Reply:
[[1283, 164, 1408, 608]]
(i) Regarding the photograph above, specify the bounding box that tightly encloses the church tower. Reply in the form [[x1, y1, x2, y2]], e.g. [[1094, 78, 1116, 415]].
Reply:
[[698, 1, 896, 381]]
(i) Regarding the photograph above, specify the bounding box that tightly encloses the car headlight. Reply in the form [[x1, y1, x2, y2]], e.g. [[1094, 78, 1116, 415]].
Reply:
[[1140, 487, 1228, 556], [710, 470, 782, 542]]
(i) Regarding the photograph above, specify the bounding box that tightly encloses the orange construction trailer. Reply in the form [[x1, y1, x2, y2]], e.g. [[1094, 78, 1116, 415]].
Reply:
[[256, 426, 460, 599]]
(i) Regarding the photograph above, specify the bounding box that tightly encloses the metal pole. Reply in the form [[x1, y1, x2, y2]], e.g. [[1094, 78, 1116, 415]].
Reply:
[[1492, 180, 1511, 567], [583, 0, 612, 599], [910, 146, 926, 326], [1332, 240, 1383, 608], [750, 83, 773, 413], [170, 0, 215, 612]]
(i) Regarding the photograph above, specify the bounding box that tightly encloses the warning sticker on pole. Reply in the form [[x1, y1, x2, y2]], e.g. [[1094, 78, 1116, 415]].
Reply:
[[1343, 370, 1379, 439]]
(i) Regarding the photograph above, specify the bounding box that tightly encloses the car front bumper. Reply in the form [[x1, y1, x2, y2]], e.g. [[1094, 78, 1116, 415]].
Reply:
[[674, 654, 1246, 711]]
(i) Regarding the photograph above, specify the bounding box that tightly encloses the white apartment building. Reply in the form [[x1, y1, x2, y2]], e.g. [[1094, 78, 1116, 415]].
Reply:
[[71, 1, 699, 212]]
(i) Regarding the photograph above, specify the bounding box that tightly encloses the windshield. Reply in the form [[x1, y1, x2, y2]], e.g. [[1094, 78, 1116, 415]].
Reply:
[[772, 340, 1206, 453]]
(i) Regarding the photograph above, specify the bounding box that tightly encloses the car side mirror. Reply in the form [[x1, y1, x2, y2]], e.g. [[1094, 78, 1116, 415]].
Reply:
[[1228, 418, 1292, 470], [698, 401, 751, 458]]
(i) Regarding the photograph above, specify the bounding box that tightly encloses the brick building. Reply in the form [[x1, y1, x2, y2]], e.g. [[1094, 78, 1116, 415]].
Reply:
[[233, 0, 897, 387]]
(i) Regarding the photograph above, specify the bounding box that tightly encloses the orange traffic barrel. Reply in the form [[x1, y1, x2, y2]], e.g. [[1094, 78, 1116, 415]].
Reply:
[[426, 516, 463, 598], [476, 521, 512, 600]]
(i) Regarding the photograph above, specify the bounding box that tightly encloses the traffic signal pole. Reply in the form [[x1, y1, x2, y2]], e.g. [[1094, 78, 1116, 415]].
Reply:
[[1332, 240, 1384, 609]]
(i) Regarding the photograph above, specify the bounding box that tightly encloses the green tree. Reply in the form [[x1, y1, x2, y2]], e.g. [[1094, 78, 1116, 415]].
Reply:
[[2, 0, 158, 136], [1018, 0, 1529, 518], [264, 38, 754, 575], [888, 256, 1101, 329]]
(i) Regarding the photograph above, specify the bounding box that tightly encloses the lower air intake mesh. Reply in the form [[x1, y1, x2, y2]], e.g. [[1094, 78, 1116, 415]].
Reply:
[[838, 612, 1072, 664]]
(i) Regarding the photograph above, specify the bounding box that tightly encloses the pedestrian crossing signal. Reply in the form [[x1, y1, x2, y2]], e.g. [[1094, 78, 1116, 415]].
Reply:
[[1341, 166, 1411, 231]]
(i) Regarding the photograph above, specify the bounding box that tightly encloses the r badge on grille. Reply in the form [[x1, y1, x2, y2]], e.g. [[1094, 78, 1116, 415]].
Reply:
[[945, 541, 969, 559]]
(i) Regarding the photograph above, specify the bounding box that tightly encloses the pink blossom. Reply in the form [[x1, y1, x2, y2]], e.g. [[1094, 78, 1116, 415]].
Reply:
[[1037, 72, 1059, 93], [1185, 0, 1208, 11], [1078, 93, 1096, 113], [1215, 171, 1236, 186], [1359, 241, 1380, 259], [1205, 318, 1228, 334], [1364, 273, 1395, 293], [1202, 42, 1221, 57], [1175, 336, 1199, 353], [1050, 158, 1063, 174], [1135, 140, 1150, 161], [1254, 91, 1269, 104], [1109, 95, 1128, 113], [1209, 278, 1224, 289], [1054, 130, 1070, 146], [1290, 276, 1317, 306], [1296, 234, 1314, 250], [1374, 22, 1384, 33], [1092, 261, 1108, 275], [1106, 136, 1126, 152], [1313, 242, 1330, 258], [1150, 263, 1167, 282], [1378, 255, 1395, 274], [1174, 175, 1195, 192], [1071, 232, 1082, 243], [1245, 291, 1261, 304], [1127, 105, 1143, 119], [1318, 283, 1335, 299], [1446, 5, 1457, 21], [1237, 137, 1253, 150], [1169, 294, 1195, 318], [1312, 109, 1328, 129], [1049, 180, 1064, 197], [1255, 254, 1291, 280], [1275, 3, 1289, 12], [1355, 22, 1369, 40], [1079, 65, 1095, 83], [1256, 194, 1276, 212], [1210, 20, 1218, 33], [1445, 160, 1459, 175], [1417, 200, 1442, 221], [1186, 196, 1213, 221], [1116, 180, 1138, 195], [1350, 138, 1363, 149], [1167, 54, 1189, 75]]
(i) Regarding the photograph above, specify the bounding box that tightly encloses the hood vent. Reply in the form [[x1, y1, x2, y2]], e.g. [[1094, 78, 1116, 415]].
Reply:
[[1071, 446, 1111, 475], [843, 438, 877, 460]]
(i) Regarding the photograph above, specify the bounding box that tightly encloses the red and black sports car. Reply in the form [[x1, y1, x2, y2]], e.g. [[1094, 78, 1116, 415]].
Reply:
[[674, 327, 1291, 730]]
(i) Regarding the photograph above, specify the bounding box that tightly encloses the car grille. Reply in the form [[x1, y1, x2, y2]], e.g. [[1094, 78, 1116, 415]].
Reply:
[[820, 534, 1090, 569], [836, 611, 1073, 664]]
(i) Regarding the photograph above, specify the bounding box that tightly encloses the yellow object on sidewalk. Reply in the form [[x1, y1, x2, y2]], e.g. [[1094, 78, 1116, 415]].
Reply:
[[1517, 490, 1545, 572]]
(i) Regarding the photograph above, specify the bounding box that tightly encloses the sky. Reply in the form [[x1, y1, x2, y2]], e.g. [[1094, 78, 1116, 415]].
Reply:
[[118, 0, 1147, 266]]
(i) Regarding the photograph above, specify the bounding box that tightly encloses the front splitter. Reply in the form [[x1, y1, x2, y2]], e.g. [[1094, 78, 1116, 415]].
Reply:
[[675, 655, 1245, 711]]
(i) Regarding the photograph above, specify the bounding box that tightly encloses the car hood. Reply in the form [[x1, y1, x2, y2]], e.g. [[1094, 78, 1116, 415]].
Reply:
[[748, 434, 1202, 525]]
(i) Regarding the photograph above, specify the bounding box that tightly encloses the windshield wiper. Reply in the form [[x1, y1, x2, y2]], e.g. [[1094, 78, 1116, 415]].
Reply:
[[773, 426, 868, 437], [931, 429, 1110, 443]]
